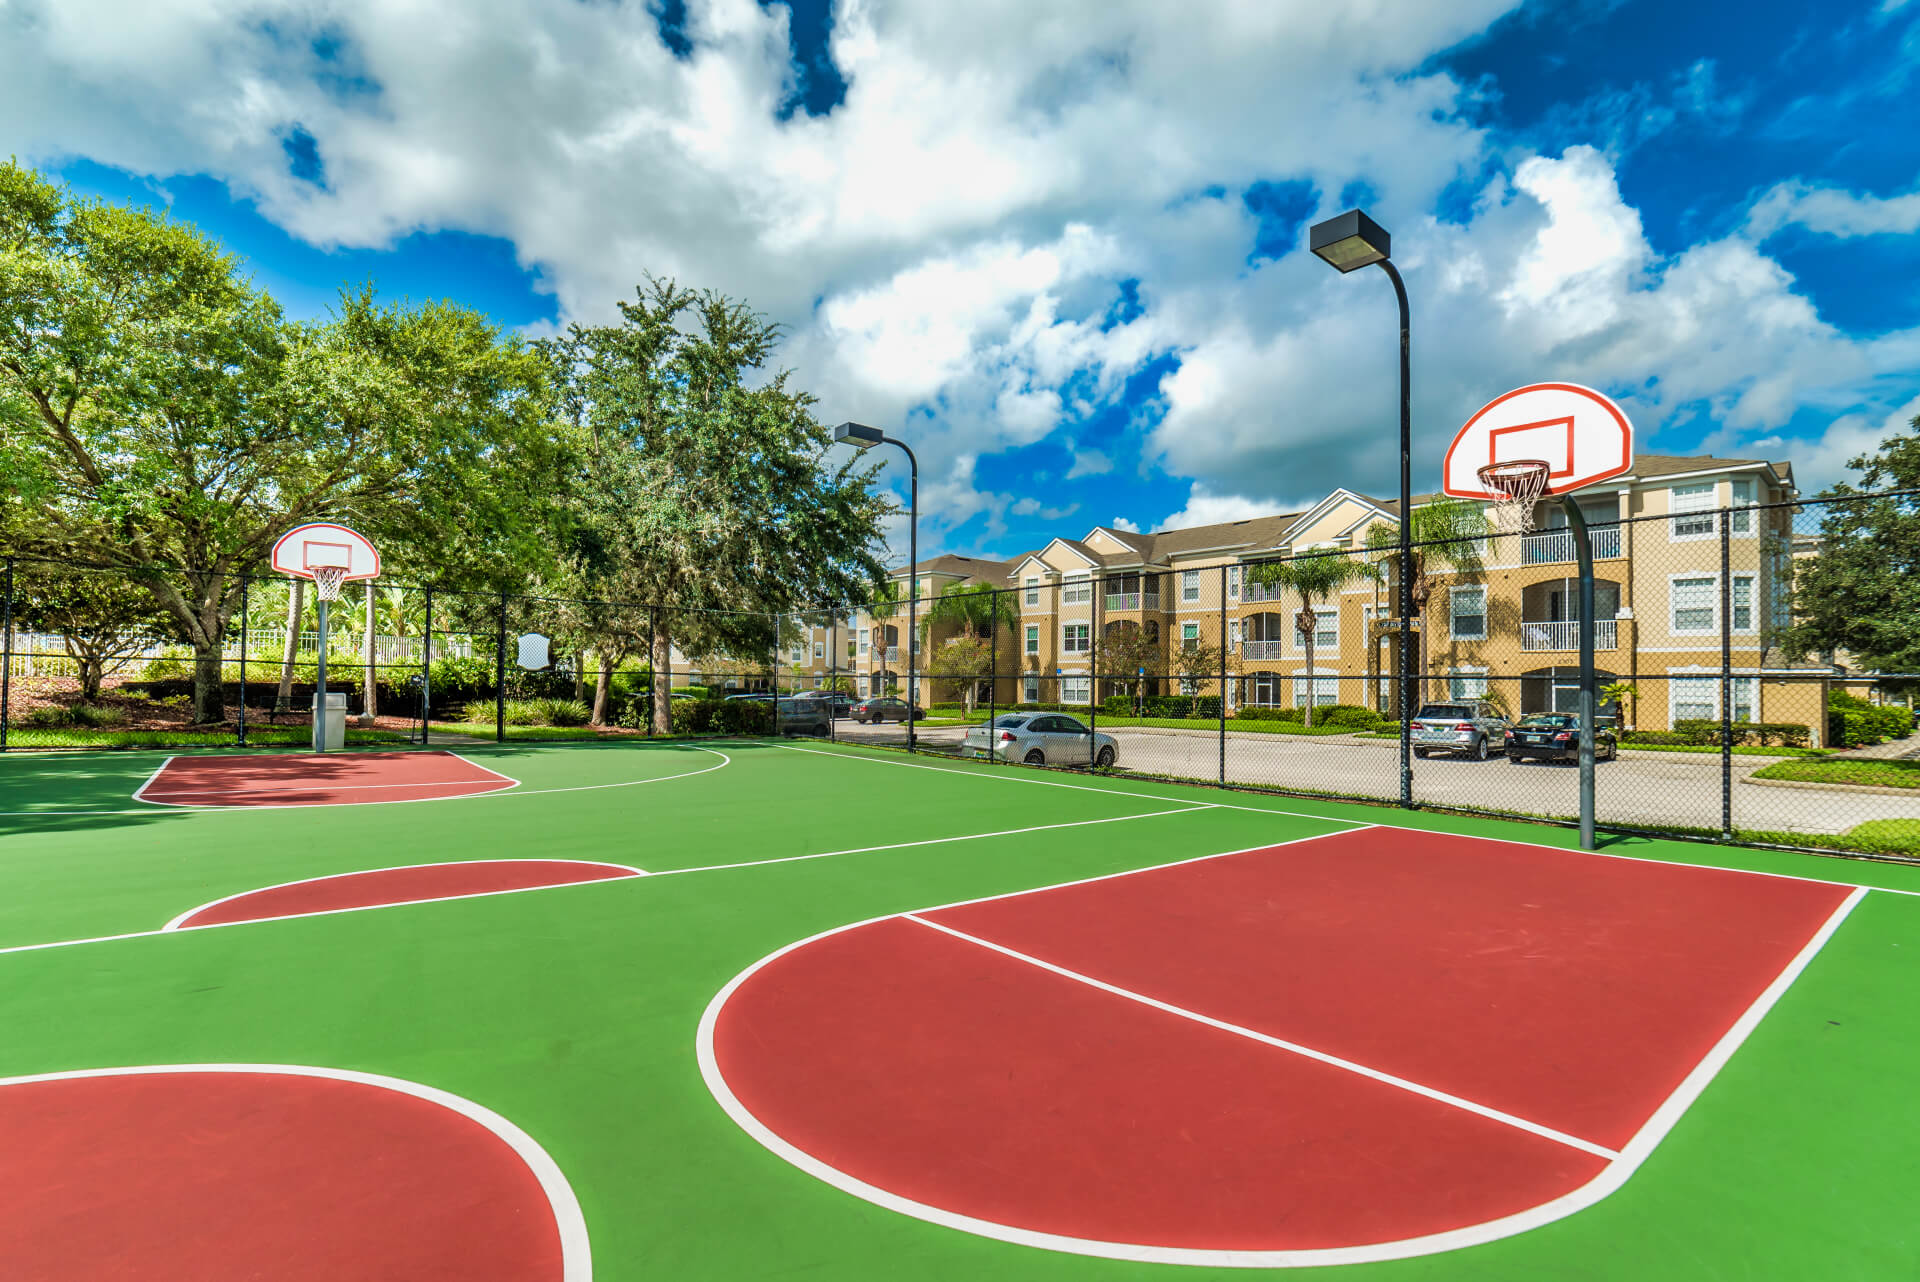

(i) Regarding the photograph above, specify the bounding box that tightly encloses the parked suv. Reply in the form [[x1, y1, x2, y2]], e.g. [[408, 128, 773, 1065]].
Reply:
[[1505, 713, 1618, 764], [775, 698, 831, 738], [1410, 701, 1511, 761]]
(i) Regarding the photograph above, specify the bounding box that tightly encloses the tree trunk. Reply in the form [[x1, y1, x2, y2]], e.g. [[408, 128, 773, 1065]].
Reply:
[[79, 651, 104, 702], [651, 627, 672, 736], [593, 651, 615, 726], [191, 643, 225, 724], [1298, 594, 1318, 728], [277, 578, 305, 711], [363, 582, 379, 721]]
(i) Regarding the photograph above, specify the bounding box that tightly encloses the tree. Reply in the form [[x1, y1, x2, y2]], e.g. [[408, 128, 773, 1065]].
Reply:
[[538, 278, 892, 735], [919, 581, 1020, 647], [0, 163, 561, 721], [1247, 548, 1375, 726], [1778, 418, 1920, 683], [1169, 637, 1233, 716], [9, 561, 174, 700], [1366, 501, 1489, 712], [927, 636, 994, 713], [1097, 620, 1166, 714], [275, 576, 306, 711]]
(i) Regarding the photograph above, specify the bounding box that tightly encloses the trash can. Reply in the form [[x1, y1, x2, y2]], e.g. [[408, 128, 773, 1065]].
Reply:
[[312, 691, 348, 752]]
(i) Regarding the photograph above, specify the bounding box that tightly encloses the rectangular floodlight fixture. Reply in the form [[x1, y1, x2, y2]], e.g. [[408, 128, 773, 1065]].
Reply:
[[832, 421, 887, 448], [1309, 209, 1391, 273]]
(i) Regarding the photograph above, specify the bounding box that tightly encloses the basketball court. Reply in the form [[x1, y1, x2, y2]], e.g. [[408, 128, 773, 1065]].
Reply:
[[1, 736, 1917, 1279]]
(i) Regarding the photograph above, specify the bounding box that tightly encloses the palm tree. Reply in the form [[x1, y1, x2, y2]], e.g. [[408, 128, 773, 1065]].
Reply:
[[919, 582, 1021, 713], [1366, 499, 1489, 713], [1247, 548, 1375, 727]]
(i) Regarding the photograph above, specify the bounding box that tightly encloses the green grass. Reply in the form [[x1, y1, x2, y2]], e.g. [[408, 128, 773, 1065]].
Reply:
[[1090, 714, 1353, 735], [427, 720, 629, 741], [3, 739, 1920, 1279], [1751, 758, 1920, 788], [3, 726, 407, 750]]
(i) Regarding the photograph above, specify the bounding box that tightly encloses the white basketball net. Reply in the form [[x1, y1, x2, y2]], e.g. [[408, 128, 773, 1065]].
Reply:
[[311, 565, 349, 602], [1478, 459, 1551, 537]]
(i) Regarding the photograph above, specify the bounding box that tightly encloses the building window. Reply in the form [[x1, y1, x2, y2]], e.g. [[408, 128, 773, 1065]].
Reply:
[[1227, 565, 1241, 601], [1062, 676, 1091, 704], [1670, 483, 1716, 539], [1181, 622, 1199, 649], [1025, 625, 1040, 655], [1249, 672, 1282, 705], [1768, 545, 1793, 629], [1450, 586, 1487, 640], [813, 642, 823, 660], [1179, 676, 1199, 695], [859, 629, 870, 655], [1062, 573, 1091, 605], [1732, 573, 1755, 632], [859, 676, 870, 696], [1063, 623, 1090, 653], [1313, 607, 1337, 649], [1024, 576, 1039, 607], [1293, 673, 1338, 707], [1448, 670, 1488, 700], [1671, 676, 1717, 722], [1671, 576, 1716, 633], [1729, 477, 1757, 535], [1181, 569, 1200, 602], [1022, 676, 1039, 703], [1228, 619, 1241, 649]]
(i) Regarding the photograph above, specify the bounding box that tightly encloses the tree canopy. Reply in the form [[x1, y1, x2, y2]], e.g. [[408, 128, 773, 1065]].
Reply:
[[1778, 418, 1920, 681]]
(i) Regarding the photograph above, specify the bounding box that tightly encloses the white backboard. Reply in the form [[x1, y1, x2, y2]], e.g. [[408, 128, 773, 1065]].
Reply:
[[270, 523, 381, 582], [1443, 383, 1633, 500]]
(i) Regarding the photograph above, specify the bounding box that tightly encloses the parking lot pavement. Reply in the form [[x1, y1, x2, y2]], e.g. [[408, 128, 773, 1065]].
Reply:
[[814, 718, 1920, 838]]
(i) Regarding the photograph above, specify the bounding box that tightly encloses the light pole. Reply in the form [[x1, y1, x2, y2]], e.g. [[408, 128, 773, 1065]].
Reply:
[[833, 421, 919, 753], [1310, 208, 1414, 809]]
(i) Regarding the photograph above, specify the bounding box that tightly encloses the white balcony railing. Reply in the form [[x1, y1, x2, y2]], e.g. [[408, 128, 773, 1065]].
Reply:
[[1520, 619, 1618, 652], [1240, 639, 1286, 661], [884, 646, 901, 664], [1104, 592, 1161, 612], [1242, 581, 1282, 603], [1521, 526, 1622, 565]]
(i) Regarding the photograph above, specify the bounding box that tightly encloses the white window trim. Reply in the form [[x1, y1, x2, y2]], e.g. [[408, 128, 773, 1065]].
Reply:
[[1227, 565, 1241, 601], [1666, 672, 1760, 724], [1062, 571, 1091, 606], [1449, 585, 1488, 641], [1729, 477, 1759, 538], [1731, 572, 1757, 634], [1061, 675, 1092, 704], [1024, 624, 1040, 655], [1021, 675, 1039, 703], [1447, 666, 1490, 700], [1180, 622, 1200, 649], [1290, 667, 1340, 708], [1024, 576, 1040, 607], [1668, 482, 1718, 542], [1311, 605, 1338, 650], [1061, 622, 1091, 654], [1181, 569, 1201, 602]]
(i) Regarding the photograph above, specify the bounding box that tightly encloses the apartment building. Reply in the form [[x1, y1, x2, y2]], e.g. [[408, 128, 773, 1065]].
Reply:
[[851, 453, 1828, 736]]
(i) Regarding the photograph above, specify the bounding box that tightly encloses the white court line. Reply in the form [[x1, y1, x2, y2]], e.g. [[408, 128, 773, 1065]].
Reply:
[[903, 912, 1617, 1160], [0, 800, 1219, 958], [0, 746, 731, 817], [162, 859, 649, 931], [128, 755, 178, 804], [773, 741, 1920, 899], [697, 852, 1868, 1268], [0, 1063, 590, 1281]]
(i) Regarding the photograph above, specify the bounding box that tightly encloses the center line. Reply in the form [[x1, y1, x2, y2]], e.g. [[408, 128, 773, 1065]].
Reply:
[[902, 912, 1621, 1162]]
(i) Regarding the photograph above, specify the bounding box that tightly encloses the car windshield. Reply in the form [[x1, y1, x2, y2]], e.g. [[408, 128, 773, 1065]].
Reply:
[[990, 716, 1030, 729], [1417, 705, 1476, 720], [1517, 714, 1577, 728]]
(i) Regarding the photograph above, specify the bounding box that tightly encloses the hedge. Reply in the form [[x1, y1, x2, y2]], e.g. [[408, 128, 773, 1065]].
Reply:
[[1828, 693, 1911, 747], [1100, 694, 1224, 719], [1669, 719, 1813, 749], [668, 697, 773, 736]]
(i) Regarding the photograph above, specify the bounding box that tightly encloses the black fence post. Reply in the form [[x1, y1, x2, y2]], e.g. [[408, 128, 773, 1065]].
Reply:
[[495, 591, 507, 744], [830, 609, 838, 745], [236, 577, 248, 748], [1218, 562, 1227, 786], [1720, 508, 1734, 842], [1088, 578, 1100, 772], [988, 592, 997, 763], [421, 587, 433, 746], [1, 557, 13, 753], [648, 605, 658, 738]]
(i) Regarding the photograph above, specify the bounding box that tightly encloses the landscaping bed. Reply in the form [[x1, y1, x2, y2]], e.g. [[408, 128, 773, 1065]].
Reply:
[[1749, 759, 1920, 789]]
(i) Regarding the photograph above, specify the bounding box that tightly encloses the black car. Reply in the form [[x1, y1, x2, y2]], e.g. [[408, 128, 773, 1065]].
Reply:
[[792, 691, 854, 718], [1505, 713, 1618, 763], [775, 698, 831, 737]]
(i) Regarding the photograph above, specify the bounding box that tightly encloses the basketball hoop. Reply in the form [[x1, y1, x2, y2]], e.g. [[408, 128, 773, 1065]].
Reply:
[[311, 565, 348, 602], [1477, 459, 1550, 536]]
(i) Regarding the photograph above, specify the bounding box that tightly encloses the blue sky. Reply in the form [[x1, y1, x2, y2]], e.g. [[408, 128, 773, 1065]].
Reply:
[[8, 0, 1918, 563]]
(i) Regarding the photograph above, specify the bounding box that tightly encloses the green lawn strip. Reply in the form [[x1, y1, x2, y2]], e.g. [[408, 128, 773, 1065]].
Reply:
[[2, 797, 1917, 1280], [1751, 758, 1920, 788], [0, 727, 406, 750], [428, 721, 621, 741], [1622, 742, 1830, 758], [1089, 715, 1352, 735]]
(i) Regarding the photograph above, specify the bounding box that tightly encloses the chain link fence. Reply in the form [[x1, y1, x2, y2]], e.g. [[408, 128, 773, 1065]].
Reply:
[[3, 490, 1916, 859]]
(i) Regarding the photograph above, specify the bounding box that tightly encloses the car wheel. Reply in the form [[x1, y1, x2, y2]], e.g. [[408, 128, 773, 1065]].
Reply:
[[1095, 745, 1116, 768], [1024, 749, 1046, 765], [1472, 736, 1488, 762]]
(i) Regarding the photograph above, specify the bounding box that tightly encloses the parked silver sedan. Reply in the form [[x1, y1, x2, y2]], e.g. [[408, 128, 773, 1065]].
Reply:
[[963, 712, 1118, 768]]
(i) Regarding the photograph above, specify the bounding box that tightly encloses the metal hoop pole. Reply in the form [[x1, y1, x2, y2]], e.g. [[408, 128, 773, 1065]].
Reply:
[[237, 577, 248, 748]]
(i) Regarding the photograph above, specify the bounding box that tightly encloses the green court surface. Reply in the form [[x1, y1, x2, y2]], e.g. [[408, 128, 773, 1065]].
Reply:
[[2, 739, 1917, 1280]]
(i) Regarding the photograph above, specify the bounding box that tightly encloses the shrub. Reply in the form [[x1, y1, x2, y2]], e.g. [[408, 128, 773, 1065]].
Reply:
[[1234, 707, 1291, 721], [141, 653, 195, 682], [713, 699, 773, 735], [669, 698, 716, 735], [1673, 718, 1720, 746], [1623, 730, 1688, 745], [1315, 704, 1383, 730], [429, 654, 495, 700]]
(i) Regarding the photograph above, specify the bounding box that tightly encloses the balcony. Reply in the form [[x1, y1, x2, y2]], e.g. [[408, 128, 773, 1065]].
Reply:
[[1240, 639, 1285, 662], [1105, 591, 1161, 612], [1520, 619, 1618, 652], [1521, 526, 1622, 565], [885, 646, 901, 664], [1242, 581, 1283, 603]]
